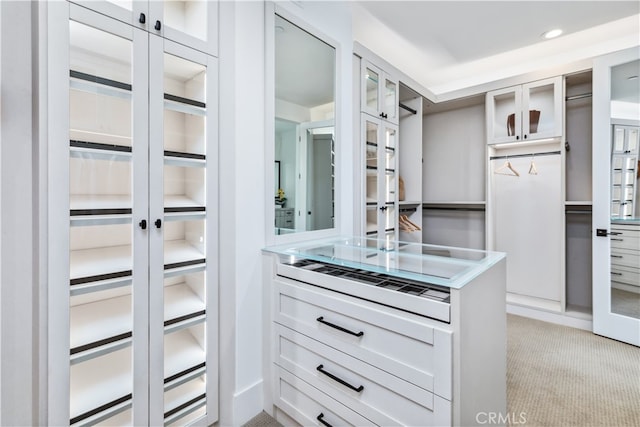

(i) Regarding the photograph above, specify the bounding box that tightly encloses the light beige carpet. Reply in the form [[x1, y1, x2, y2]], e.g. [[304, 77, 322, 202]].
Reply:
[[507, 314, 640, 427], [244, 315, 640, 427]]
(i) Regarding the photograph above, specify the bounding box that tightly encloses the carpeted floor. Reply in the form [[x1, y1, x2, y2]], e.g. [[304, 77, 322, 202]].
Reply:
[[244, 314, 640, 427]]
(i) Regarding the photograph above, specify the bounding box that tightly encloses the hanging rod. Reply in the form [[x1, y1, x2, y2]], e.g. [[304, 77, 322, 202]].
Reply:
[[423, 206, 486, 212], [565, 93, 592, 101], [399, 102, 417, 115], [565, 210, 592, 214], [490, 150, 561, 161]]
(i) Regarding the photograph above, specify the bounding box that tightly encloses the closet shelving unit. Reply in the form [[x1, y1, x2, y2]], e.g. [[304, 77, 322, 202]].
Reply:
[[422, 95, 487, 251], [564, 71, 593, 316], [48, 2, 218, 426]]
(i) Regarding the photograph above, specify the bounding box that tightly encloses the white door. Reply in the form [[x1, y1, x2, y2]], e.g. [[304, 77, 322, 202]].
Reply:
[[592, 47, 640, 346]]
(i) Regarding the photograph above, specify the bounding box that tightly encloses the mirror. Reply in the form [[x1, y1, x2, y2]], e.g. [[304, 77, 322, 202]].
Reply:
[[609, 59, 640, 319], [273, 14, 336, 234]]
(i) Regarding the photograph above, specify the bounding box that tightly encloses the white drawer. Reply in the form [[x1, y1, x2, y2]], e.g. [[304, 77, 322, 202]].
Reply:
[[273, 279, 452, 399], [611, 248, 640, 269], [274, 325, 452, 427], [611, 266, 640, 287], [274, 367, 373, 427], [610, 227, 640, 251]]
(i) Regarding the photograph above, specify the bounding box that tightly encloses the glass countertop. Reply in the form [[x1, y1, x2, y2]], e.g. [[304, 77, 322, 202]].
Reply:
[[263, 236, 505, 289]]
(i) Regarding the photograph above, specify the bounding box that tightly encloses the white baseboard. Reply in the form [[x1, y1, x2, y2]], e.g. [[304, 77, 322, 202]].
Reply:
[[233, 378, 264, 426], [507, 303, 593, 331]]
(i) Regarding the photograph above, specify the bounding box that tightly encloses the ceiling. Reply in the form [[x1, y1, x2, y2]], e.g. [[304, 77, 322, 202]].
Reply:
[[357, 1, 639, 65], [354, 1, 640, 96]]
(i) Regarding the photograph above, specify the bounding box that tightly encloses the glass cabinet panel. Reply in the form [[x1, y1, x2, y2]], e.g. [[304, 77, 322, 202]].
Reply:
[[365, 66, 379, 112], [490, 89, 518, 141], [68, 18, 135, 425], [163, 0, 209, 44], [384, 77, 397, 122], [613, 127, 626, 153], [523, 81, 555, 137]]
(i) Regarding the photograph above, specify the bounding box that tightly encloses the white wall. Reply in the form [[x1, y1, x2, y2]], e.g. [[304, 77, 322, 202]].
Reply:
[[0, 2, 38, 425], [218, 1, 353, 425]]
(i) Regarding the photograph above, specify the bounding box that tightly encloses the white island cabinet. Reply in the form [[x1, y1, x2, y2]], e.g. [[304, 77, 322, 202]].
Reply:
[[263, 237, 507, 427]]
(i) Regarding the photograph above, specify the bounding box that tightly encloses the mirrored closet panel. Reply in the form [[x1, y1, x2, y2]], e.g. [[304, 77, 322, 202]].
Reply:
[[593, 48, 640, 347], [273, 13, 336, 235]]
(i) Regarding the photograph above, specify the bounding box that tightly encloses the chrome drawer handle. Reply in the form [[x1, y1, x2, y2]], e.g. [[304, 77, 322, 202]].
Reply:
[[611, 238, 624, 241], [316, 364, 364, 392], [317, 413, 332, 427], [316, 316, 364, 337]]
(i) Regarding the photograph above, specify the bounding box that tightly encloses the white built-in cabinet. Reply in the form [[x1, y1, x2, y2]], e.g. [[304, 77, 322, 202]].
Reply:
[[46, 2, 218, 426], [486, 77, 563, 145], [69, 0, 218, 57], [361, 60, 399, 125]]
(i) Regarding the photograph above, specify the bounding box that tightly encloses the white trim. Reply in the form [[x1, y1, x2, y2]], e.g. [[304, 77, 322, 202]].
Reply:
[[233, 379, 264, 427], [507, 304, 592, 331]]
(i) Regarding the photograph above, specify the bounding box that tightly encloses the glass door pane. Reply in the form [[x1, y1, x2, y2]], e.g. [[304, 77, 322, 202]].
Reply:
[[491, 89, 518, 141], [364, 66, 379, 112], [384, 77, 397, 121], [162, 52, 208, 425], [68, 19, 135, 425], [524, 82, 555, 137], [365, 119, 379, 237], [163, 0, 208, 42]]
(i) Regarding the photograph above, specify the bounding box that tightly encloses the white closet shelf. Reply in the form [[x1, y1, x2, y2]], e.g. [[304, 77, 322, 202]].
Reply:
[[70, 195, 132, 226], [164, 328, 206, 383], [164, 378, 206, 425], [164, 154, 206, 168], [164, 195, 206, 221], [70, 245, 132, 285], [70, 346, 132, 425], [70, 76, 132, 101], [164, 98, 206, 117], [70, 129, 132, 148], [164, 283, 205, 324], [164, 240, 206, 270], [70, 293, 132, 356]]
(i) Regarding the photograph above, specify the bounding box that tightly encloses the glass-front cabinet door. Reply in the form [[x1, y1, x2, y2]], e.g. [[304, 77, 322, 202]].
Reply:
[[362, 115, 398, 248], [48, 3, 218, 425], [487, 77, 562, 144], [67, 9, 144, 426], [148, 38, 218, 427], [71, 0, 218, 55], [361, 60, 399, 125]]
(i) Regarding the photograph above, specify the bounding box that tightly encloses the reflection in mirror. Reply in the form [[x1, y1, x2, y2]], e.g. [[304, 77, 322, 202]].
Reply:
[[274, 14, 336, 235], [609, 59, 640, 319]]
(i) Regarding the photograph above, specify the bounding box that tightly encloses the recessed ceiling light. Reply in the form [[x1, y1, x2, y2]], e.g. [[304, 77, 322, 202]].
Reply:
[[542, 29, 563, 39], [275, 25, 285, 34], [628, 75, 639, 80]]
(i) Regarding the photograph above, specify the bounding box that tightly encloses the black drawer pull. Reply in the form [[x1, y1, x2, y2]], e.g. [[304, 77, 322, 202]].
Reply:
[[317, 413, 332, 427], [316, 364, 364, 392], [611, 272, 623, 276], [611, 238, 624, 241], [316, 316, 363, 337], [611, 254, 623, 258]]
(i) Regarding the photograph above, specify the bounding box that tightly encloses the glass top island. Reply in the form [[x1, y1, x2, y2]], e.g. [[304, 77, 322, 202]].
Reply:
[[263, 236, 505, 290]]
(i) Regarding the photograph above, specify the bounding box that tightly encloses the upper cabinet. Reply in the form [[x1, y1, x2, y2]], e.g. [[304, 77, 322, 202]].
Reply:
[[361, 60, 399, 124], [70, 0, 218, 56], [486, 76, 563, 144]]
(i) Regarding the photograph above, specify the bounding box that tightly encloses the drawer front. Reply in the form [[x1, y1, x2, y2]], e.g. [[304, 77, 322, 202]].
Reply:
[[273, 279, 452, 399], [611, 248, 640, 269], [275, 367, 374, 427], [611, 266, 640, 287], [610, 228, 640, 251], [274, 325, 452, 427]]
